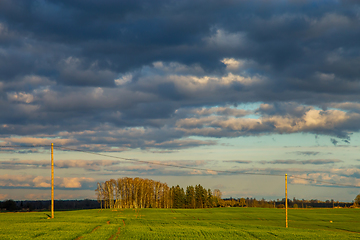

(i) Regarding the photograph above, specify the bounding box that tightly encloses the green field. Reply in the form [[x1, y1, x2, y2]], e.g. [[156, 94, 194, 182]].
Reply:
[[0, 208, 359, 239]]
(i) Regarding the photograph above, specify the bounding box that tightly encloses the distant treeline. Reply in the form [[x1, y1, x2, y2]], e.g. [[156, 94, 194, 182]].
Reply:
[[221, 197, 354, 208], [95, 177, 221, 209], [0, 198, 354, 212], [0, 199, 100, 211], [1, 176, 357, 211]]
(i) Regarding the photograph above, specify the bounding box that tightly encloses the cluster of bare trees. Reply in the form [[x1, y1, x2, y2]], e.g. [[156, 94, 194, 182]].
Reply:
[[96, 177, 170, 209], [95, 177, 220, 209]]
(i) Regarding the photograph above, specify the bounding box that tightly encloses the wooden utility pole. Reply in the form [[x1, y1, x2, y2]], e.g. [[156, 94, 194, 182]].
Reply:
[[51, 143, 54, 219], [285, 173, 288, 228]]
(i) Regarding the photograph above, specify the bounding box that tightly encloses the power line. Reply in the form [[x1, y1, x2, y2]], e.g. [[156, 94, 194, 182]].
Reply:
[[289, 175, 360, 188], [2, 144, 359, 188], [55, 146, 284, 177], [55, 146, 360, 188], [0, 145, 50, 148]]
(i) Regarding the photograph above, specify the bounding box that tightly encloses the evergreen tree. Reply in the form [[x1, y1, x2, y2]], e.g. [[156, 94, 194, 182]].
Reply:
[[185, 186, 196, 209], [172, 185, 185, 208]]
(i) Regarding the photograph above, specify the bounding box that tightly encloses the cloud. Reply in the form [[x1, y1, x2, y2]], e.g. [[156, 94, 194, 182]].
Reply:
[[23, 192, 94, 200], [260, 159, 343, 165], [1, 102, 360, 151], [0, 137, 76, 146], [150, 150, 178, 154], [256, 103, 311, 118], [204, 29, 246, 48], [0, 0, 360, 152], [55, 159, 123, 171], [23, 193, 50, 200], [0, 194, 9, 200], [328, 102, 360, 113], [0, 174, 96, 190], [0, 147, 42, 154], [145, 139, 217, 149], [176, 105, 360, 140], [0, 158, 218, 176], [223, 160, 252, 164], [213, 184, 225, 189], [102, 160, 216, 176], [0, 175, 32, 187], [331, 138, 338, 146], [176, 106, 251, 118], [292, 151, 320, 156], [1, 164, 359, 191], [102, 165, 211, 176], [33, 176, 51, 188], [0, 159, 124, 171], [58, 177, 95, 188], [17, 149, 40, 154], [289, 173, 360, 188], [7, 92, 34, 103]]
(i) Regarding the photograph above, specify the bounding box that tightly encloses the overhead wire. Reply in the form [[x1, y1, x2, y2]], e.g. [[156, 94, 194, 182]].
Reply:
[[54, 146, 360, 188], [288, 175, 360, 188], [1, 144, 359, 188], [0, 145, 50, 148], [55, 145, 284, 177]]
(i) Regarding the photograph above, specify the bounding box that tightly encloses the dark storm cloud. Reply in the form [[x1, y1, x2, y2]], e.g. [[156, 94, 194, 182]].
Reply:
[[255, 102, 311, 117], [1, 0, 360, 150], [1, 0, 359, 84]]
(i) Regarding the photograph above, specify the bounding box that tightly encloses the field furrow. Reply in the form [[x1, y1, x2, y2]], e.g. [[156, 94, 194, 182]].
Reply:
[[0, 208, 359, 239]]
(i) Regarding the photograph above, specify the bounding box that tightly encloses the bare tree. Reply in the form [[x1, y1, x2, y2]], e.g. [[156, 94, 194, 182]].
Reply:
[[96, 177, 216, 209], [355, 194, 360, 206]]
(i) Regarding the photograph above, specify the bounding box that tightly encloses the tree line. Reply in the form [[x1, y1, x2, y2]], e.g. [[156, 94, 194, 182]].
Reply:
[[95, 177, 221, 209], [220, 196, 360, 208], [0, 199, 100, 211], [1, 194, 359, 211]]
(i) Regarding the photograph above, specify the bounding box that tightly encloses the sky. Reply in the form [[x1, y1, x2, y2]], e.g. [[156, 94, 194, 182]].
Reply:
[[1, 0, 360, 202]]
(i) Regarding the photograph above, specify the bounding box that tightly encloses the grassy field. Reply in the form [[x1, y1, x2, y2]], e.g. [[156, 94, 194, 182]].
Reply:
[[0, 208, 359, 239]]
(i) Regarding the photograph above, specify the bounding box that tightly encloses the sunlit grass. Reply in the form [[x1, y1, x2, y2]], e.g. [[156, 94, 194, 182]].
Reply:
[[0, 208, 359, 239]]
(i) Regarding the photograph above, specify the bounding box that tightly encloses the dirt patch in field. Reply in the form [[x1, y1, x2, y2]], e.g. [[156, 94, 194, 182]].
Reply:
[[74, 225, 101, 240], [108, 227, 121, 240], [91, 226, 101, 233]]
